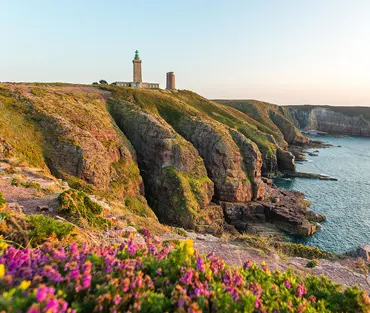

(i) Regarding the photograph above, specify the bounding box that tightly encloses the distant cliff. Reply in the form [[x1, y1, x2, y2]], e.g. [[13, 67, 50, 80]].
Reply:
[[286, 105, 370, 136]]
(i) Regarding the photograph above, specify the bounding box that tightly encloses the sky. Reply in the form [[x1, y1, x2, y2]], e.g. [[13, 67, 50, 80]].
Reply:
[[2, 0, 370, 105]]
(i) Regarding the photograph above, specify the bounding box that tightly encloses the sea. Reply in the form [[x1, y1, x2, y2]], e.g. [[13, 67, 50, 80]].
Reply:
[[274, 135, 370, 253]]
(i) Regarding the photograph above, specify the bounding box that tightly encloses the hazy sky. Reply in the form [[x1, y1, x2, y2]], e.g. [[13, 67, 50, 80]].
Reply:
[[2, 0, 370, 105]]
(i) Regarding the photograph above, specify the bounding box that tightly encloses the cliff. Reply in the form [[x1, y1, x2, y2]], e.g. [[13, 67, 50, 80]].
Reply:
[[286, 105, 370, 136], [0, 83, 318, 235]]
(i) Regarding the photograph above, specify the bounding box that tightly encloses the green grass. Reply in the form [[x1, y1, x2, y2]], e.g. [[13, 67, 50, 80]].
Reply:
[[58, 189, 111, 229], [0, 85, 48, 169], [125, 195, 156, 218], [215, 99, 307, 145], [0, 193, 6, 210], [275, 241, 338, 259], [234, 234, 338, 260], [11, 177, 42, 192], [28, 214, 74, 245]]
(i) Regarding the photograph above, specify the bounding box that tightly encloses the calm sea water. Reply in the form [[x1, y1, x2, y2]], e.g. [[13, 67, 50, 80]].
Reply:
[[274, 135, 370, 253]]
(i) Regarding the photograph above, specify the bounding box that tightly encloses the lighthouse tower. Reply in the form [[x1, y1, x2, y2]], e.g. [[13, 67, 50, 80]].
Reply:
[[133, 50, 142, 85]]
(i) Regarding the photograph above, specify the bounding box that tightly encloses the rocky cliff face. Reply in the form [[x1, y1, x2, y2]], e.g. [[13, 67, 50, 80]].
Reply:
[[288, 105, 370, 136], [0, 83, 319, 235], [108, 97, 214, 228], [213, 99, 309, 174]]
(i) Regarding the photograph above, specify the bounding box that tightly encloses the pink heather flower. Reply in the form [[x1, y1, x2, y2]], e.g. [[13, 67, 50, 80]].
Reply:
[[70, 243, 78, 256], [35, 286, 55, 302], [114, 294, 122, 305], [141, 228, 152, 238], [61, 300, 68, 311], [44, 299, 59, 313], [69, 269, 79, 280], [196, 257, 205, 273], [249, 282, 263, 296], [255, 296, 262, 309], [296, 282, 307, 298], [82, 273, 91, 289], [243, 260, 252, 269], [147, 244, 156, 254], [284, 279, 291, 289], [180, 270, 194, 285], [127, 239, 137, 255]]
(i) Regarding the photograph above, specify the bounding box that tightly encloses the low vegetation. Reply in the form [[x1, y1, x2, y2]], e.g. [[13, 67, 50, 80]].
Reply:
[[27, 215, 75, 245], [306, 259, 320, 268], [0, 193, 5, 210], [0, 198, 75, 247], [11, 176, 42, 192], [0, 232, 369, 312], [234, 234, 338, 260], [58, 189, 111, 230], [275, 241, 337, 260]]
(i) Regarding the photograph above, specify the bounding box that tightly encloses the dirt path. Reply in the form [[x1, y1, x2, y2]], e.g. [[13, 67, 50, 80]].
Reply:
[[0, 162, 63, 215]]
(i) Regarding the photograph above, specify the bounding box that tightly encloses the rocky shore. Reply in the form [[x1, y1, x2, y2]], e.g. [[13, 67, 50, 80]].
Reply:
[[221, 178, 324, 236], [283, 170, 338, 181]]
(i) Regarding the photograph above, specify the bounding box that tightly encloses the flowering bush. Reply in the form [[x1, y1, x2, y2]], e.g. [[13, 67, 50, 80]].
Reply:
[[0, 230, 369, 312]]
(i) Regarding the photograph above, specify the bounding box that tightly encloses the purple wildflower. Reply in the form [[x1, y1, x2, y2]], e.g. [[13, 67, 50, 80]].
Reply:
[[284, 279, 291, 289], [296, 282, 307, 298], [196, 257, 205, 273]]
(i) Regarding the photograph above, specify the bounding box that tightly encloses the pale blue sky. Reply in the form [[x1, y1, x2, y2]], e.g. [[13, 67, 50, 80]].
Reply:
[[2, 0, 370, 105]]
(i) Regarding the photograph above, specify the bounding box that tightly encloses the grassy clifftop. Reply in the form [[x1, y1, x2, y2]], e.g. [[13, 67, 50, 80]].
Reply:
[[215, 99, 309, 145]]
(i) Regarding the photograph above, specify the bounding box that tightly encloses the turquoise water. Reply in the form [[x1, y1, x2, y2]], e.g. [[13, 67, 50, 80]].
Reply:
[[274, 135, 370, 253]]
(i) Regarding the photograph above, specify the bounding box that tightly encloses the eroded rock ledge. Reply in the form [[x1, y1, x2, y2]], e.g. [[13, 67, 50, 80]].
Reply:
[[221, 180, 324, 236]]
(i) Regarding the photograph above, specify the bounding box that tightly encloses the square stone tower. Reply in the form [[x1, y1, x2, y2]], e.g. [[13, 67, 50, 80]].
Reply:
[[133, 50, 142, 83]]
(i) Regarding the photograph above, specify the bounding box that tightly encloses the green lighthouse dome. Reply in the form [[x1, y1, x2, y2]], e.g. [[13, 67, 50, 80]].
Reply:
[[134, 50, 140, 60]]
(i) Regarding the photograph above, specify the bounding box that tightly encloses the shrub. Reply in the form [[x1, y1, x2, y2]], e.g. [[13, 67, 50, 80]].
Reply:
[[275, 241, 337, 259], [306, 259, 320, 268], [0, 234, 369, 313], [0, 193, 6, 210], [58, 189, 111, 229], [27, 215, 74, 245]]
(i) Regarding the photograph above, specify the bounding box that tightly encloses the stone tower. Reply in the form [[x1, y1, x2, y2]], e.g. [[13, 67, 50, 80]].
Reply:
[[133, 50, 142, 83], [166, 72, 176, 90]]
